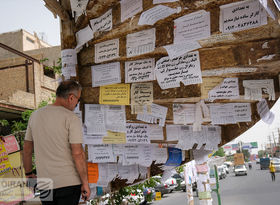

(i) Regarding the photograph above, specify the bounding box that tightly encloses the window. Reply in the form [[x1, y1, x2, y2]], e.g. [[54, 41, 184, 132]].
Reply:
[[26, 36, 35, 44]]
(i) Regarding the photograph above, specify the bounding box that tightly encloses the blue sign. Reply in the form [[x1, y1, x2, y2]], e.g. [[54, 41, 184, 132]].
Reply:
[[165, 147, 182, 166]]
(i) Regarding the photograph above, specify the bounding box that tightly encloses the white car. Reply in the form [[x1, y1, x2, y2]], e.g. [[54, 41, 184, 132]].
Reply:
[[234, 164, 247, 176], [164, 177, 178, 192], [222, 164, 229, 174]]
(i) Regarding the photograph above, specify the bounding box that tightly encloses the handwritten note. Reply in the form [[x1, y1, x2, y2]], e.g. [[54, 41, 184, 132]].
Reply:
[[208, 78, 239, 101], [91, 62, 121, 87], [155, 51, 202, 89], [138, 5, 178, 25], [99, 84, 130, 105], [243, 79, 275, 101], [131, 83, 153, 114], [126, 28, 155, 57], [125, 58, 155, 83], [164, 41, 201, 59], [137, 103, 168, 127], [126, 123, 150, 144], [220, 0, 267, 33], [95, 39, 119, 63], [88, 144, 115, 163], [61, 49, 77, 67], [103, 131, 126, 144], [257, 99, 275, 124], [173, 104, 195, 125], [233, 103, 251, 122], [70, 0, 88, 21], [90, 9, 112, 35], [75, 25, 93, 49], [174, 10, 211, 44]]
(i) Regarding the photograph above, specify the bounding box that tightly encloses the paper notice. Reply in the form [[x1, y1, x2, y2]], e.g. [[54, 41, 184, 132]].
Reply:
[[126, 28, 155, 57], [177, 125, 195, 150], [151, 144, 168, 164], [70, 0, 88, 21], [138, 5, 177, 25], [126, 123, 150, 144], [164, 41, 201, 59], [233, 103, 251, 122], [95, 38, 119, 63], [166, 124, 180, 141], [173, 104, 195, 125], [193, 148, 212, 164], [153, 0, 178, 3], [139, 144, 153, 167], [208, 78, 239, 101], [148, 125, 164, 140], [131, 83, 153, 114], [259, 0, 276, 20], [121, 0, 143, 22], [91, 62, 121, 87], [84, 104, 106, 135], [88, 144, 115, 163], [220, 0, 267, 33], [209, 103, 236, 125], [61, 49, 77, 67], [99, 84, 130, 105], [174, 10, 211, 44], [62, 65, 76, 79], [112, 144, 124, 163], [137, 103, 168, 127], [123, 144, 141, 165], [83, 134, 104, 145], [3, 135, 19, 154], [90, 9, 112, 35], [125, 58, 155, 83], [201, 77, 224, 99], [75, 25, 93, 49], [274, 0, 280, 11], [104, 105, 126, 133], [88, 163, 99, 183], [155, 51, 202, 89], [257, 99, 275, 124], [103, 131, 126, 144], [205, 126, 221, 150], [165, 147, 182, 166], [243, 79, 275, 101], [202, 67, 257, 77]]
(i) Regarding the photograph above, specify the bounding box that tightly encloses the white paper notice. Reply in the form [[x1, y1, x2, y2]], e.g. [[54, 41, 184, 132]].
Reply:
[[138, 5, 177, 25], [75, 25, 93, 49], [259, 0, 276, 20], [243, 79, 275, 101], [151, 144, 168, 164], [126, 28, 155, 57], [91, 62, 121, 87], [274, 0, 280, 11], [209, 104, 236, 125], [174, 10, 211, 44], [164, 41, 201, 59], [208, 78, 239, 101], [83, 133, 104, 145], [137, 103, 168, 127], [121, 0, 143, 22], [233, 103, 251, 122], [90, 9, 112, 35], [95, 38, 119, 63], [104, 105, 126, 133], [125, 58, 155, 83], [126, 123, 150, 144], [193, 148, 212, 164], [153, 0, 178, 3], [220, 0, 267, 33], [61, 65, 76, 78], [139, 144, 153, 167], [61, 49, 77, 67], [155, 51, 202, 89], [257, 99, 275, 124], [84, 104, 106, 135], [70, 0, 88, 21], [173, 104, 195, 125], [88, 144, 115, 163], [205, 126, 221, 150], [148, 125, 164, 140], [166, 124, 180, 141]]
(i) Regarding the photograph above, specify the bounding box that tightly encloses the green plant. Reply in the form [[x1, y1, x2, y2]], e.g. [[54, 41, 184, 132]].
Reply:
[[0, 119, 9, 127], [40, 57, 62, 74]]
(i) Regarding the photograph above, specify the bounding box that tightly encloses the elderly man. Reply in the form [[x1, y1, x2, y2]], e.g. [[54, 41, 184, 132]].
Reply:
[[23, 80, 90, 205]]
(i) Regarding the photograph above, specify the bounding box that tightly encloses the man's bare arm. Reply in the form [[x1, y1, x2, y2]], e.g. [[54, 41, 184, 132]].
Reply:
[[23, 140, 34, 175]]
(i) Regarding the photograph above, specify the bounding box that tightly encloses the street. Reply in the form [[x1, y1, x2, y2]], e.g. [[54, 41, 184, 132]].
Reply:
[[152, 163, 280, 205]]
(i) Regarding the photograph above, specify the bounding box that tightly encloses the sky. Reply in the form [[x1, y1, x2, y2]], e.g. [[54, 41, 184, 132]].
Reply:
[[0, 0, 60, 46], [1, 0, 280, 153]]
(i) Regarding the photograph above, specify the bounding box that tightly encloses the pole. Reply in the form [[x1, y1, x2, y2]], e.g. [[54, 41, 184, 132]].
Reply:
[[212, 165, 221, 205]]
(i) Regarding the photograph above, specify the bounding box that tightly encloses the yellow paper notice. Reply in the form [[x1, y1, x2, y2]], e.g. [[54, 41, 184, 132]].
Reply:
[[0, 142, 13, 176], [201, 77, 224, 99], [99, 84, 130, 105], [103, 131, 126, 144]]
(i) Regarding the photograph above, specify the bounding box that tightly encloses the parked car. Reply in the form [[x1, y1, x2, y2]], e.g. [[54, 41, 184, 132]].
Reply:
[[164, 176, 178, 192], [217, 166, 226, 179], [154, 182, 171, 196], [180, 180, 198, 196], [222, 164, 229, 174], [234, 164, 247, 176]]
